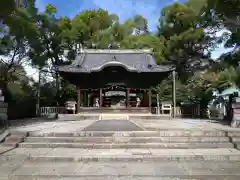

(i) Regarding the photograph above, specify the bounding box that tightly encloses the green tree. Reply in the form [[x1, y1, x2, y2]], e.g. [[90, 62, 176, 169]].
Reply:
[[123, 14, 148, 35], [201, 0, 240, 48], [89, 22, 126, 49], [186, 0, 207, 15], [28, 4, 75, 112], [0, 21, 36, 102], [0, 0, 15, 21], [71, 9, 117, 47], [158, 2, 210, 81], [120, 34, 165, 64]]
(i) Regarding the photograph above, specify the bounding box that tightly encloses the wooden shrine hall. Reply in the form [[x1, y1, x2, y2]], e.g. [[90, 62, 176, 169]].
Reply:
[[57, 49, 174, 113]]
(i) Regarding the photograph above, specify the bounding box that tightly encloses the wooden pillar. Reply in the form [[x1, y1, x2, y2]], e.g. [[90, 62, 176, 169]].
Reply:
[[83, 90, 87, 107], [148, 89, 152, 110], [76, 88, 81, 113], [99, 88, 103, 107], [86, 91, 89, 107], [126, 88, 129, 108], [172, 70, 176, 118]]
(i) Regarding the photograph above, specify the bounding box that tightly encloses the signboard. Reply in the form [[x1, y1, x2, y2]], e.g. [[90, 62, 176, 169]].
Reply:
[[104, 91, 136, 97]]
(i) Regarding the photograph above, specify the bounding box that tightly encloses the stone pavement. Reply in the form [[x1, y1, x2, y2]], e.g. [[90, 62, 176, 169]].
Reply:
[[1, 117, 240, 179], [9, 119, 97, 133], [131, 119, 240, 131], [8, 117, 240, 132]]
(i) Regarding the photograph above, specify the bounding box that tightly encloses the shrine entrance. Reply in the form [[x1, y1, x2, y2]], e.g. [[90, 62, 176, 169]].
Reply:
[[57, 49, 174, 114], [100, 85, 142, 108]]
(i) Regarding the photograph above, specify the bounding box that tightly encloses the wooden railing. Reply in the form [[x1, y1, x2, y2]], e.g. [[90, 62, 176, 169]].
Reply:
[[151, 106, 200, 118], [151, 107, 181, 116], [38, 107, 67, 116]]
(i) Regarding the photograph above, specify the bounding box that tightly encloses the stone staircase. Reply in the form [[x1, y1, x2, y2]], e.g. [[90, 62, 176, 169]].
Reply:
[[19, 131, 237, 149], [99, 113, 129, 120], [3, 130, 240, 179]]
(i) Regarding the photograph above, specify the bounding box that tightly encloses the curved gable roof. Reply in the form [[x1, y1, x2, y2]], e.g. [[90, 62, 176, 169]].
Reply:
[[57, 49, 173, 73], [91, 61, 137, 72]]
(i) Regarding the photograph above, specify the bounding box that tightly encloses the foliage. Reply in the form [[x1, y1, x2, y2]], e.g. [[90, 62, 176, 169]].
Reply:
[[186, 0, 207, 15], [120, 35, 165, 63], [71, 9, 117, 47], [28, 4, 73, 69], [155, 76, 188, 104], [0, 0, 15, 18], [123, 14, 148, 35], [58, 80, 76, 105], [158, 2, 211, 81], [0, 2, 38, 103], [202, 0, 240, 48]]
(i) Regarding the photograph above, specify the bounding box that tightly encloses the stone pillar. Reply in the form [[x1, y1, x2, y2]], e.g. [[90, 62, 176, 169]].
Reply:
[[100, 88, 103, 107], [148, 89, 152, 110], [0, 89, 8, 129], [76, 88, 81, 113]]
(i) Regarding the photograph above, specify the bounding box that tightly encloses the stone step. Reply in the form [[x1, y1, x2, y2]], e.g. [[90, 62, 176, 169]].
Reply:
[[231, 137, 240, 143], [7, 148, 239, 162], [100, 114, 129, 120], [2, 133, 26, 147], [28, 154, 240, 162], [227, 132, 240, 137], [8, 176, 240, 180], [25, 136, 231, 143], [234, 144, 240, 150], [8, 162, 240, 180], [28, 131, 227, 137], [0, 130, 9, 143], [18, 142, 234, 149]]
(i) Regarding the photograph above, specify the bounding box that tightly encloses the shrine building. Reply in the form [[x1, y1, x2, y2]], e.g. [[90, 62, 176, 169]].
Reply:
[[57, 49, 174, 113]]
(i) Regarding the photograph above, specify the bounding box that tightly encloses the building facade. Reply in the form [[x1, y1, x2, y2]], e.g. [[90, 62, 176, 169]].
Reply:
[[57, 49, 174, 113]]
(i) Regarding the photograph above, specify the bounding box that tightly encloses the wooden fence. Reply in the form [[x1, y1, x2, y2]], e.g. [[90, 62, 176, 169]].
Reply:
[[39, 107, 67, 116], [151, 105, 200, 118], [39, 105, 200, 118]]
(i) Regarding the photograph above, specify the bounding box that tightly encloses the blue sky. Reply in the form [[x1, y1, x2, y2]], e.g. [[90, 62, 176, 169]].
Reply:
[[36, 0, 184, 32]]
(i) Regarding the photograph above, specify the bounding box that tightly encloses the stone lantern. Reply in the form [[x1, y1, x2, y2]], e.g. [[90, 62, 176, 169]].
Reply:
[[231, 97, 240, 128]]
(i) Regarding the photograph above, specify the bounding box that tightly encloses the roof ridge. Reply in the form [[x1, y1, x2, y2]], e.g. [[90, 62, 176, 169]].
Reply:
[[83, 49, 153, 54]]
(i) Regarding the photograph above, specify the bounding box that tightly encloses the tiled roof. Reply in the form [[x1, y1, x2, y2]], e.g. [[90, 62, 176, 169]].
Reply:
[[57, 49, 173, 73]]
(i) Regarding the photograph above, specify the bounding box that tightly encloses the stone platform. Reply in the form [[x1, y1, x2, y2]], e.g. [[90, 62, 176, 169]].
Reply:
[[1, 117, 240, 179]]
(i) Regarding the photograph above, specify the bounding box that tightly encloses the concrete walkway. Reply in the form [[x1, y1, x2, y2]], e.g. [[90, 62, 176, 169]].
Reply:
[[1, 117, 240, 179], [7, 118, 240, 133]]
